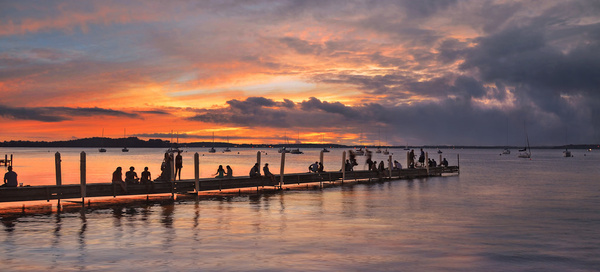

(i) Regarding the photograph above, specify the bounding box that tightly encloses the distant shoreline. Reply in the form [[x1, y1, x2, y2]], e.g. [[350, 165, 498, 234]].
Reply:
[[0, 137, 597, 150]]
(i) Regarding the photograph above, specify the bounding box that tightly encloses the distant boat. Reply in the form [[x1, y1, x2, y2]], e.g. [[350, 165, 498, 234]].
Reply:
[[502, 119, 510, 155], [99, 129, 107, 152], [563, 127, 572, 158], [354, 148, 365, 156], [437, 149, 443, 154], [223, 147, 231, 152], [122, 128, 129, 152], [321, 148, 330, 153], [208, 132, 216, 153], [290, 148, 303, 154], [375, 148, 382, 154], [518, 122, 531, 159], [278, 147, 290, 153], [403, 144, 410, 151], [383, 148, 390, 155]]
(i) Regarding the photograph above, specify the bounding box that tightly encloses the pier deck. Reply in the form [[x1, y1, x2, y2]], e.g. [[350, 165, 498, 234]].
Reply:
[[0, 166, 458, 203]]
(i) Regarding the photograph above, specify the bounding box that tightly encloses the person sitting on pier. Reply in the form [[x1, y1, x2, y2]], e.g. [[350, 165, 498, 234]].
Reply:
[[441, 158, 448, 167], [308, 162, 319, 173], [318, 162, 324, 172], [394, 160, 402, 170], [1, 166, 18, 187], [125, 166, 139, 184], [157, 153, 172, 182], [249, 163, 261, 178], [226, 165, 233, 178], [112, 167, 127, 193], [140, 167, 152, 184], [263, 163, 276, 184], [370, 161, 378, 172], [215, 165, 225, 178], [378, 161, 385, 173]]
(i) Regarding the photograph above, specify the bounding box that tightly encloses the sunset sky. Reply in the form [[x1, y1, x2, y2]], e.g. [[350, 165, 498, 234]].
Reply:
[[1, 0, 599, 146]]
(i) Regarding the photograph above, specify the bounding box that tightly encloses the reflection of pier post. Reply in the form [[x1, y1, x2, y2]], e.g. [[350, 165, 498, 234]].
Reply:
[[55, 152, 62, 211], [80, 152, 86, 205], [279, 151, 285, 189], [194, 152, 200, 193]]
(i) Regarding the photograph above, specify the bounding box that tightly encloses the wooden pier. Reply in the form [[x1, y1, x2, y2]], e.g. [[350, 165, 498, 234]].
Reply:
[[1, 154, 12, 166], [0, 151, 459, 204]]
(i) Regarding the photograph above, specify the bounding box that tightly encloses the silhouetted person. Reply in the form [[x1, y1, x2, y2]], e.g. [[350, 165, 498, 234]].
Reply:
[[1, 166, 17, 187], [125, 166, 139, 184], [418, 148, 425, 166], [175, 151, 183, 180], [409, 149, 415, 167], [308, 162, 318, 173], [141, 167, 152, 184], [378, 161, 385, 173], [226, 165, 233, 178], [394, 160, 402, 170], [318, 162, 324, 172], [441, 158, 448, 167], [158, 153, 172, 182], [263, 163, 276, 184], [249, 163, 261, 178], [214, 165, 225, 178], [112, 167, 127, 193]]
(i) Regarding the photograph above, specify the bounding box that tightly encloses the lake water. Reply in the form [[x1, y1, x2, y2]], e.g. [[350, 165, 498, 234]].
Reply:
[[1, 147, 599, 271]]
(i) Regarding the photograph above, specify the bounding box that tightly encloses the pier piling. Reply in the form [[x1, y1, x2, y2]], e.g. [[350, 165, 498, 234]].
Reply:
[[80, 152, 86, 203], [194, 152, 200, 193]]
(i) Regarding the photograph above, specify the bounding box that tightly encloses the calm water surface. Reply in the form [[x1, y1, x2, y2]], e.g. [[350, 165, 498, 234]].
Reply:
[[0, 148, 599, 271]]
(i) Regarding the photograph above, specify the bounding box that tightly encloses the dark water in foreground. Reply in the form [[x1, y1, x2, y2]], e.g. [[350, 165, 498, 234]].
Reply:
[[0, 148, 599, 271]]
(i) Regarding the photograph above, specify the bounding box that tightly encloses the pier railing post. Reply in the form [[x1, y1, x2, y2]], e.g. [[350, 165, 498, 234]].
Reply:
[[279, 151, 285, 189], [194, 152, 200, 193], [257, 151, 261, 175], [10, 154, 13, 166], [320, 150, 324, 168], [170, 153, 175, 198], [406, 151, 410, 169], [425, 152, 429, 175], [341, 151, 346, 184], [388, 155, 392, 179], [80, 152, 86, 203], [55, 152, 62, 209]]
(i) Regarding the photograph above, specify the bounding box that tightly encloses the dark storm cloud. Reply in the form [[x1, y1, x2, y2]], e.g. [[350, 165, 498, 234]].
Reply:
[[0, 105, 140, 122]]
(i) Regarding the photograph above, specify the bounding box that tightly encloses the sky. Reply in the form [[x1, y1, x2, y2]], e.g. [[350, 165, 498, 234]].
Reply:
[[1, 0, 600, 146]]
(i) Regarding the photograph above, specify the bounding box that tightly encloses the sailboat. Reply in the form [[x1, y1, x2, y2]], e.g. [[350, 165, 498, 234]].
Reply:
[[166, 131, 184, 154], [502, 119, 511, 155], [290, 131, 303, 154], [563, 127, 572, 157], [208, 132, 216, 153], [518, 123, 531, 158], [223, 136, 231, 152], [99, 129, 107, 152], [279, 132, 291, 153], [321, 134, 330, 153], [121, 129, 129, 152]]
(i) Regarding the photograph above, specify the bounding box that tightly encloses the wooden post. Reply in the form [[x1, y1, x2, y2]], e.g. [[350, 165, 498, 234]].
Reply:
[[170, 153, 175, 198], [406, 151, 410, 169], [55, 152, 62, 208], [425, 152, 429, 175], [279, 151, 285, 189], [3, 154, 6, 166], [439, 154, 442, 167], [319, 150, 324, 167], [80, 152, 86, 203], [256, 151, 261, 175], [457, 154, 460, 174], [10, 154, 13, 166], [194, 152, 200, 193], [55, 152, 62, 186], [388, 155, 392, 179], [341, 151, 346, 183]]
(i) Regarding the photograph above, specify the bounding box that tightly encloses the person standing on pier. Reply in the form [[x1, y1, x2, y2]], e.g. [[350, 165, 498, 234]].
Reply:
[[112, 167, 127, 193], [1, 166, 18, 187], [175, 151, 183, 180]]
